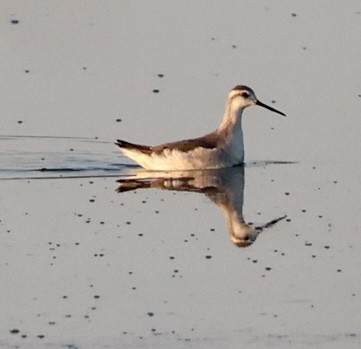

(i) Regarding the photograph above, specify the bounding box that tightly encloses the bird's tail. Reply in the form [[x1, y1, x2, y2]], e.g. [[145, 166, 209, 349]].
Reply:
[[115, 139, 136, 149], [115, 139, 152, 154]]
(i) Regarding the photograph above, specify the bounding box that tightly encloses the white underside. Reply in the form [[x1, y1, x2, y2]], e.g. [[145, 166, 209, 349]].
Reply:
[[120, 145, 244, 170]]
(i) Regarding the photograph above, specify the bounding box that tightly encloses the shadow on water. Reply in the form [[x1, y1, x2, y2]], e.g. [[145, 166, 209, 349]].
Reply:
[[116, 166, 288, 248]]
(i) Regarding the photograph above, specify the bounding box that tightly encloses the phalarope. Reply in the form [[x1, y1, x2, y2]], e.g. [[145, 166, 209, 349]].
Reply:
[[116, 167, 287, 247], [116, 85, 286, 170]]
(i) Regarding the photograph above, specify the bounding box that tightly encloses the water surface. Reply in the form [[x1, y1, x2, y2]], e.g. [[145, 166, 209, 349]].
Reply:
[[1, 1, 361, 348]]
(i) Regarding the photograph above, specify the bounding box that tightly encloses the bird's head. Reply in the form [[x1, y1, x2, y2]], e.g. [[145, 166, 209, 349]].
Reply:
[[228, 85, 286, 116]]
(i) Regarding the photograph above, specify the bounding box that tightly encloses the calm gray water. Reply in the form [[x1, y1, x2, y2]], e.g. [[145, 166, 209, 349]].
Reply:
[[1, 1, 360, 348]]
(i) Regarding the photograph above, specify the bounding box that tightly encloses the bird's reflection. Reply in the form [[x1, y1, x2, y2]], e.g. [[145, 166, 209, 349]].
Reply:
[[116, 166, 286, 247]]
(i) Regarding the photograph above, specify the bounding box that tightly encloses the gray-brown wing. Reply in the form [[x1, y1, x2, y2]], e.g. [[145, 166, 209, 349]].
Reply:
[[152, 132, 220, 154]]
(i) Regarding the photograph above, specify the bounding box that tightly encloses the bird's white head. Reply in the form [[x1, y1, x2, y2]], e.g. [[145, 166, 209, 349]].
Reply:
[[228, 85, 286, 116]]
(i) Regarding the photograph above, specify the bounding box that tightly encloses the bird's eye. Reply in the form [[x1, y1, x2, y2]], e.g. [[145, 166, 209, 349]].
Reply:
[[241, 92, 250, 98]]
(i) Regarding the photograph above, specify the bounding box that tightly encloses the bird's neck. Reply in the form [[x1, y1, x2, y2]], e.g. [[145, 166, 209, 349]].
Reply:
[[217, 103, 244, 139], [215, 103, 245, 163]]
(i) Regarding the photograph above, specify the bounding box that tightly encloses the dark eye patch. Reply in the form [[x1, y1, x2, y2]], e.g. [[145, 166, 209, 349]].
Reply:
[[241, 92, 250, 98]]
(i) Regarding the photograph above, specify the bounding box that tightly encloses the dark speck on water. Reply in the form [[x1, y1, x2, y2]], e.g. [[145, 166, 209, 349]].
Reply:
[[291, 13, 297, 17], [152, 89, 160, 93], [11, 19, 20, 24], [157, 74, 164, 78]]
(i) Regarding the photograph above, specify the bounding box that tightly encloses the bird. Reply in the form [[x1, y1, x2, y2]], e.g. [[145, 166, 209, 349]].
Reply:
[[115, 167, 287, 247], [115, 85, 286, 170]]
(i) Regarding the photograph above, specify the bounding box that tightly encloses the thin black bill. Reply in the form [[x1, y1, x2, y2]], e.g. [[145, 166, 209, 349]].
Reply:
[[256, 100, 286, 116]]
